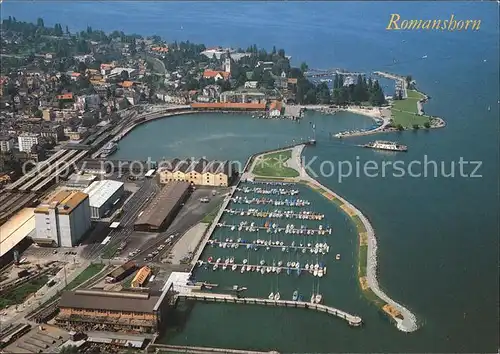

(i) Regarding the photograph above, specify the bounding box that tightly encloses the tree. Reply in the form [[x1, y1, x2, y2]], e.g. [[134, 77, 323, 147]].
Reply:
[[423, 121, 431, 129], [120, 70, 130, 81], [129, 39, 137, 55], [77, 61, 87, 74], [60, 344, 79, 354], [405, 75, 413, 89], [36, 18, 44, 27], [300, 62, 309, 73], [396, 124, 404, 131], [412, 124, 420, 130], [33, 109, 43, 118]]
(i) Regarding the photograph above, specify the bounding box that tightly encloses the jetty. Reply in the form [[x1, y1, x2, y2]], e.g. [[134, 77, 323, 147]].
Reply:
[[177, 292, 362, 327]]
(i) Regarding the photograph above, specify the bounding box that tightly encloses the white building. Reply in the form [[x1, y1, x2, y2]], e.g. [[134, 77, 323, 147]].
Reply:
[[83, 180, 125, 219], [244, 81, 258, 89], [0, 136, 14, 152], [34, 190, 91, 247], [18, 133, 39, 153]]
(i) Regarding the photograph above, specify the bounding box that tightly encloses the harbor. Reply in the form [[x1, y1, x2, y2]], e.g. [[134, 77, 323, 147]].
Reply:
[[188, 179, 356, 322]]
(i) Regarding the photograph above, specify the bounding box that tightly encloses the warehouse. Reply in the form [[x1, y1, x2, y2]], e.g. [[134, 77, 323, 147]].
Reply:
[[83, 180, 124, 219], [134, 181, 190, 232], [56, 289, 172, 333], [105, 260, 136, 283], [131, 266, 152, 288], [34, 190, 91, 247]]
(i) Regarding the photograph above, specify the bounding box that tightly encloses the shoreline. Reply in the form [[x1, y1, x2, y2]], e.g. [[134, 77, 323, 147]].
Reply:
[[248, 145, 418, 332]]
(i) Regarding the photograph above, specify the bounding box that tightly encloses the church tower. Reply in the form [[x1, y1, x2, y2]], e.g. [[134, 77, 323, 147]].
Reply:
[[224, 53, 232, 73]]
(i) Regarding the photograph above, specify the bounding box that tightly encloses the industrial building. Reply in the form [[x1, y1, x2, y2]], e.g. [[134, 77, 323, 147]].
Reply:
[[34, 190, 91, 247], [131, 266, 152, 288], [105, 261, 136, 283], [66, 173, 97, 189], [83, 180, 124, 219], [0, 208, 36, 265], [134, 181, 190, 232], [56, 289, 173, 333], [158, 159, 233, 187]]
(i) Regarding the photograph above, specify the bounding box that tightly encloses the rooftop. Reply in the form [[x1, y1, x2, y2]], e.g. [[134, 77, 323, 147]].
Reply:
[[83, 180, 124, 209], [58, 289, 161, 314], [34, 190, 88, 215], [0, 208, 35, 257], [191, 102, 266, 110], [134, 181, 190, 228]]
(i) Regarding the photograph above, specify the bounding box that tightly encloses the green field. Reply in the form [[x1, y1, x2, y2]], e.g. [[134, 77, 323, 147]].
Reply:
[[0, 276, 49, 310], [252, 150, 299, 178], [64, 263, 106, 290], [391, 90, 431, 128]]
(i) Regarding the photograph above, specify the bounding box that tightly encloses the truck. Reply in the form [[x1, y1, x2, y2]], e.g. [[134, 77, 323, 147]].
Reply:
[[17, 269, 29, 278]]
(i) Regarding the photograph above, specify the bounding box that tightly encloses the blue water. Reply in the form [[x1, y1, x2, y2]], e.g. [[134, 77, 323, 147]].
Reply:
[[3, 2, 498, 352]]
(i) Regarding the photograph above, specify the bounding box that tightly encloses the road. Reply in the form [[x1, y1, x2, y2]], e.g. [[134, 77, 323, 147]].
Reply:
[[81, 178, 160, 260]]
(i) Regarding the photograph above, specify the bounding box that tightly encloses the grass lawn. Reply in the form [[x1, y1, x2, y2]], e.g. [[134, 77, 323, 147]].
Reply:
[[252, 150, 299, 178], [392, 109, 430, 128], [100, 242, 120, 259], [0, 276, 49, 310], [64, 263, 106, 290], [407, 89, 426, 100]]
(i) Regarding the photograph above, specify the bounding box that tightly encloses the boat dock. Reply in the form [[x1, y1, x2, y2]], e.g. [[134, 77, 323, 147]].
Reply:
[[176, 292, 362, 327], [216, 223, 332, 235], [207, 240, 329, 253]]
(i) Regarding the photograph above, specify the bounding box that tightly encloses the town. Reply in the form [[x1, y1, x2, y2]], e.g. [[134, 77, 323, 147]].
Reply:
[[0, 17, 424, 354]]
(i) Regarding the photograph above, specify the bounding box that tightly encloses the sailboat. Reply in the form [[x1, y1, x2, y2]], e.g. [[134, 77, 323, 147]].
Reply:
[[268, 292, 274, 300], [232, 264, 238, 271], [292, 290, 299, 301], [274, 292, 281, 300], [315, 280, 322, 304]]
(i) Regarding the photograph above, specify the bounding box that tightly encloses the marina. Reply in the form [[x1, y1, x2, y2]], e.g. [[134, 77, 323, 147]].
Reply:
[[192, 181, 339, 315]]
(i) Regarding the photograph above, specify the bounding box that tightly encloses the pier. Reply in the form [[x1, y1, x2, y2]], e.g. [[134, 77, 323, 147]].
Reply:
[[176, 292, 362, 327]]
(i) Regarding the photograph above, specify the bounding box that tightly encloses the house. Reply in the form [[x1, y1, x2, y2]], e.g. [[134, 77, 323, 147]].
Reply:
[[203, 70, 230, 81], [56, 93, 74, 101], [244, 81, 259, 89], [268, 100, 283, 117], [70, 72, 81, 81], [202, 85, 222, 98]]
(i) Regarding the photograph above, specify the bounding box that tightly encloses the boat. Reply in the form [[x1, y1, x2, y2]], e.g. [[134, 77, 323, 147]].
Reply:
[[268, 292, 274, 300], [292, 290, 299, 301], [363, 140, 407, 152], [422, 55, 428, 59], [274, 292, 280, 300], [260, 267, 265, 274], [232, 264, 238, 271], [336, 254, 341, 260], [100, 142, 118, 158], [315, 294, 323, 304], [310, 293, 315, 303], [213, 264, 218, 271]]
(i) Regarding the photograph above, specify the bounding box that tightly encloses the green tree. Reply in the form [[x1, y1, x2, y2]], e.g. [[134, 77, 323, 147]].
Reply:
[[33, 109, 43, 118], [405, 75, 413, 89], [396, 124, 404, 131], [120, 70, 130, 81], [300, 62, 309, 73], [423, 121, 431, 129], [60, 344, 79, 354], [412, 124, 420, 130]]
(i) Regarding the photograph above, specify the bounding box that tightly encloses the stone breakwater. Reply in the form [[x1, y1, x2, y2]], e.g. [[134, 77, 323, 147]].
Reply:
[[289, 144, 418, 332]]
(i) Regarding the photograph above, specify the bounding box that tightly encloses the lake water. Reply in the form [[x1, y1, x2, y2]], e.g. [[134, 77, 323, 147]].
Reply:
[[4, 2, 498, 352]]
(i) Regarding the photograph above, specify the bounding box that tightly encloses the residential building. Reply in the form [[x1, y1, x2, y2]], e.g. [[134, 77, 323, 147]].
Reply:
[[269, 100, 283, 117], [158, 159, 233, 187], [244, 81, 259, 89], [203, 70, 230, 81], [0, 136, 14, 152], [18, 133, 39, 153], [34, 190, 91, 247], [40, 125, 64, 143]]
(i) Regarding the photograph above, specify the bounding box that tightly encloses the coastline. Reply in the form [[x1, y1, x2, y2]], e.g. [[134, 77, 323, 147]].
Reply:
[[248, 145, 419, 332]]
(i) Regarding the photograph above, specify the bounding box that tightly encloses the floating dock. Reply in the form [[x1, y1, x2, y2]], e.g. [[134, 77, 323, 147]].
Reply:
[[177, 292, 362, 327]]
